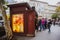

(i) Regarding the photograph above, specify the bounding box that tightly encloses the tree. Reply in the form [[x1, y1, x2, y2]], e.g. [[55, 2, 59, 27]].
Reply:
[[0, 0, 12, 39], [56, 6, 60, 12], [55, 6, 60, 18], [51, 13, 58, 19]]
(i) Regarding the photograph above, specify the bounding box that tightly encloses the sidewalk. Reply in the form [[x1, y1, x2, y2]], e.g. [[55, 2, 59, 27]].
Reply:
[[13, 25, 60, 40]]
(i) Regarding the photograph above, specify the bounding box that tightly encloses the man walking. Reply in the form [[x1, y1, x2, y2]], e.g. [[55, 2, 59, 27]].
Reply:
[[47, 19, 52, 32]]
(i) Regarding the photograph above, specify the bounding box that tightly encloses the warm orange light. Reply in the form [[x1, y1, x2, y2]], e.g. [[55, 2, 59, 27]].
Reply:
[[12, 14, 24, 32]]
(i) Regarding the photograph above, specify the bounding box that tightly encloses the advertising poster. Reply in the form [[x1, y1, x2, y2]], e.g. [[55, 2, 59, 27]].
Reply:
[[12, 14, 24, 33]]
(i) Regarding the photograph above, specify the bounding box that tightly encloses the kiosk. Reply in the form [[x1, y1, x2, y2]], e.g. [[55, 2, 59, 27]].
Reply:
[[8, 3, 36, 36]]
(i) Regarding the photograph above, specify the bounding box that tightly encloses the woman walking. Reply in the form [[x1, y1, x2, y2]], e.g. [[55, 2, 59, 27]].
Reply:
[[41, 18, 45, 30]]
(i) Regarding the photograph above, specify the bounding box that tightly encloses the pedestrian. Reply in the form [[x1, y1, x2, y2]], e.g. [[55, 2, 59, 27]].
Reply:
[[53, 19, 56, 26], [58, 19, 60, 26], [35, 17, 38, 32], [47, 19, 52, 32], [37, 19, 42, 31], [45, 18, 47, 29], [41, 18, 45, 30]]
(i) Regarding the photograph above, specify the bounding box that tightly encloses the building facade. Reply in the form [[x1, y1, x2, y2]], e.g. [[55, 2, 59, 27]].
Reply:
[[28, 0, 57, 19], [56, 2, 60, 6], [46, 5, 57, 19], [6, 0, 57, 19]]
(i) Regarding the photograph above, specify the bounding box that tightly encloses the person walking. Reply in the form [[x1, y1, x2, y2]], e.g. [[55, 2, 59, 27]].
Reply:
[[53, 19, 56, 26], [47, 19, 52, 32], [35, 17, 38, 32], [41, 18, 45, 30], [37, 19, 42, 31], [45, 18, 47, 29]]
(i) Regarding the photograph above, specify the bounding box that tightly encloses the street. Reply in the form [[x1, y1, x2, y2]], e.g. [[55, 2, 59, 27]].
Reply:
[[12, 25, 60, 40]]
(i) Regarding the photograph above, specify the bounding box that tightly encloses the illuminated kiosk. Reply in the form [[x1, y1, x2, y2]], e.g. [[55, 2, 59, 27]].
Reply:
[[8, 3, 36, 36]]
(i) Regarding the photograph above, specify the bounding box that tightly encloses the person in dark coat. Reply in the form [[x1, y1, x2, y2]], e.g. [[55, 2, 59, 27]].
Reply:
[[47, 19, 52, 32], [53, 19, 56, 26], [35, 18, 38, 31], [45, 18, 47, 29], [37, 19, 42, 31]]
